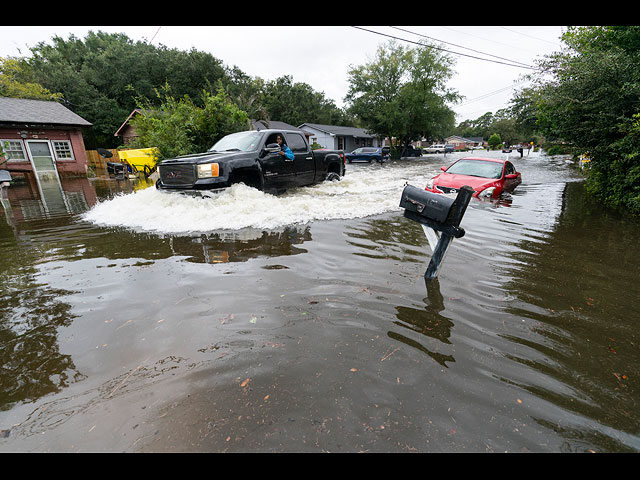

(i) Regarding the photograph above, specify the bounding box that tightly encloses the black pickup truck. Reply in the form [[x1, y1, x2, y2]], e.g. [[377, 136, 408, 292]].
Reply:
[[155, 129, 345, 194]]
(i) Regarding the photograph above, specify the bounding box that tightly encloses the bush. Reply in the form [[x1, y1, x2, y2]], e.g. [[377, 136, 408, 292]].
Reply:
[[129, 84, 249, 162]]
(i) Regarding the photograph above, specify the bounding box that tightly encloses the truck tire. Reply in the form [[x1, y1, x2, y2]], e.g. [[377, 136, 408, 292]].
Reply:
[[325, 172, 341, 182]]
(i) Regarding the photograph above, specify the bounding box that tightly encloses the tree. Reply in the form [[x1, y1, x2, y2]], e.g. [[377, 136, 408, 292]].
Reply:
[[0, 56, 62, 101], [345, 40, 459, 149], [487, 133, 502, 150], [25, 31, 229, 149], [259, 75, 352, 127], [535, 26, 640, 214]]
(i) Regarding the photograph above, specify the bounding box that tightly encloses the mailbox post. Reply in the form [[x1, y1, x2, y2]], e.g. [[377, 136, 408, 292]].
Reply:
[[400, 184, 473, 281]]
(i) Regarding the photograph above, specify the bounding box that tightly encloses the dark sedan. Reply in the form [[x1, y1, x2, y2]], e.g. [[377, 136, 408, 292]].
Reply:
[[345, 147, 389, 163]]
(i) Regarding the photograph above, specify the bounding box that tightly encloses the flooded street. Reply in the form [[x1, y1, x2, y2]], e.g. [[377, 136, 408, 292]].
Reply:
[[1, 150, 639, 452]]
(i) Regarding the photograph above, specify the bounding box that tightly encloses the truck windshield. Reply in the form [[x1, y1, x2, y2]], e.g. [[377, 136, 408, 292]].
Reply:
[[209, 131, 263, 152]]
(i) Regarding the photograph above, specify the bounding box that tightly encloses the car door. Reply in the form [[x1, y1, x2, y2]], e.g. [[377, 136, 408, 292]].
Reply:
[[285, 132, 315, 186], [261, 132, 293, 189], [503, 161, 519, 191], [351, 147, 364, 161]]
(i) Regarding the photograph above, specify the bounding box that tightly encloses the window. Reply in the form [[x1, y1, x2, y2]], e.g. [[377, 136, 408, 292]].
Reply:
[[1, 140, 27, 161], [53, 140, 74, 160], [285, 133, 308, 152], [505, 162, 515, 175]]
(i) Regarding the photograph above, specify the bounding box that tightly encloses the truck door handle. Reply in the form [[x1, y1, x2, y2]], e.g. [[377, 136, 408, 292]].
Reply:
[[305, 156, 313, 160]]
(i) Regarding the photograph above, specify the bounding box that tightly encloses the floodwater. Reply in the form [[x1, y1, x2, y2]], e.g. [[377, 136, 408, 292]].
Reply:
[[1, 150, 639, 452]]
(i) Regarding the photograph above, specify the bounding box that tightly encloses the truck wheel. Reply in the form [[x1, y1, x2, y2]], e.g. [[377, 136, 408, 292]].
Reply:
[[325, 172, 341, 182]]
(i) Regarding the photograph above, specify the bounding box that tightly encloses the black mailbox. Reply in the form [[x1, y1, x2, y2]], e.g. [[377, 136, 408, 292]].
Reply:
[[400, 184, 454, 224], [400, 184, 474, 281]]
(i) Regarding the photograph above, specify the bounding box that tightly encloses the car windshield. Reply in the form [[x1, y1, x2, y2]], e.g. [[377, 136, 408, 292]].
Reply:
[[209, 131, 262, 152], [445, 159, 503, 179]]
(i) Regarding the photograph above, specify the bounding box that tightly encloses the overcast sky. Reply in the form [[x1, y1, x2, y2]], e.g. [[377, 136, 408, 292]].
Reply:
[[0, 25, 566, 123]]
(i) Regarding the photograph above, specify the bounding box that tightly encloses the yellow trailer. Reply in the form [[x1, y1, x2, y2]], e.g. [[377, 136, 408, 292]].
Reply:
[[118, 148, 160, 176]]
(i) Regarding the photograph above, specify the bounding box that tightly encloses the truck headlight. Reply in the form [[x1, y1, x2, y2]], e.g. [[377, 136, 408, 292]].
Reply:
[[426, 178, 434, 189], [197, 163, 219, 178]]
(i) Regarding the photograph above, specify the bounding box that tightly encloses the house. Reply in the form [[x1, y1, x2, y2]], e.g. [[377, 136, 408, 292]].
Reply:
[[445, 135, 485, 150], [251, 120, 313, 142], [298, 123, 381, 152], [0, 97, 92, 177], [114, 108, 146, 145]]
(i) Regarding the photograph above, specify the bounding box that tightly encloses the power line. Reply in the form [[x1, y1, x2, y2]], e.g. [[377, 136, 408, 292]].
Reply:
[[150, 27, 161, 44], [500, 26, 562, 46], [351, 26, 537, 70], [389, 26, 533, 68], [457, 79, 529, 106]]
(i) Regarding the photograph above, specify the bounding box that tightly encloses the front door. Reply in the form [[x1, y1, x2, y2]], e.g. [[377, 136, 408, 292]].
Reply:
[[26, 140, 67, 215]]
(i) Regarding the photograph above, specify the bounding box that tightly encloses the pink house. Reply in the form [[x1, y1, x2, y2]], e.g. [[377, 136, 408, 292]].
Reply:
[[0, 97, 92, 178]]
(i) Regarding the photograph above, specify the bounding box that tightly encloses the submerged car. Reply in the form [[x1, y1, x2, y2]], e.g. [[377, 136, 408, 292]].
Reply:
[[425, 157, 521, 199]]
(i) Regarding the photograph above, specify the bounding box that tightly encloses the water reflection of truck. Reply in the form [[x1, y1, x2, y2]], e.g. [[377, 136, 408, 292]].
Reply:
[[156, 129, 346, 195]]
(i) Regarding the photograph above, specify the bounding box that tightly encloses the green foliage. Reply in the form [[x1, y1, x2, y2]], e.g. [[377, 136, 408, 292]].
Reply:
[[534, 26, 640, 215], [25, 31, 229, 148], [128, 85, 249, 161], [14, 30, 350, 150], [0, 56, 63, 101], [260, 75, 353, 127], [345, 40, 458, 147], [487, 133, 502, 149]]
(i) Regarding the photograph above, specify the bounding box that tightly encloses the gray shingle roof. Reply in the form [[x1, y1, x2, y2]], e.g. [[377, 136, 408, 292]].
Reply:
[[251, 119, 305, 132], [0, 97, 92, 127], [298, 123, 376, 138]]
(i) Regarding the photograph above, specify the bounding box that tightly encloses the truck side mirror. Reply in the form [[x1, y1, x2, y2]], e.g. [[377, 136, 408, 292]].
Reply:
[[264, 143, 281, 154]]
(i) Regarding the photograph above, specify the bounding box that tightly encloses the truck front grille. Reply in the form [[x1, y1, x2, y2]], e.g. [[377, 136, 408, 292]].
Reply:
[[159, 163, 196, 186]]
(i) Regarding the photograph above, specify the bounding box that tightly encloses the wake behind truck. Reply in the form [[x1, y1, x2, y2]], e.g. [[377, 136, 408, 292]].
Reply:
[[155, 129, 345, 194]]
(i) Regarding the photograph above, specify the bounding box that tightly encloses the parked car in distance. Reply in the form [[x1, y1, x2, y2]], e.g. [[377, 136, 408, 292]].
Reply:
[[444, 144, 454, 153], [345, 146, 390, 163], [401, 145, 423, 157], [423, 144, 447, 154], [425, 157, 521, 199]]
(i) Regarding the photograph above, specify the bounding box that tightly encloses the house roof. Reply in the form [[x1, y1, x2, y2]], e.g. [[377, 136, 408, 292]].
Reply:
[[251, 119, 308, 133], [0, 97, 92, 127], [298, 123, 377, 138], [114, 108, 144, 136]]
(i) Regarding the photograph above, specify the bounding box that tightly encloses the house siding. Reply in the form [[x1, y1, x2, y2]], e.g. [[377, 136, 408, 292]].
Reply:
[[298, 123, 381, 152], [0, 126, 89, 176]]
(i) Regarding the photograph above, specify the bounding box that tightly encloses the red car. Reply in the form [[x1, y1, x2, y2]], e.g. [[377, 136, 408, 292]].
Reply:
[[425, 157, 521, 199]]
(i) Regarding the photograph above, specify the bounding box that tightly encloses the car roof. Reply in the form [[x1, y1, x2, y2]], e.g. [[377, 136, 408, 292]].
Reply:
[[458, 156, 506, 164]]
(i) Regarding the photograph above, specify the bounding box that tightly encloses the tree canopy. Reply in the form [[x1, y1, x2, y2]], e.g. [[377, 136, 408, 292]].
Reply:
[[2, 30, 350, 149], [533, 26, 640, 214], [344, 40, 459, 149], [128, 84, 249, 161]]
